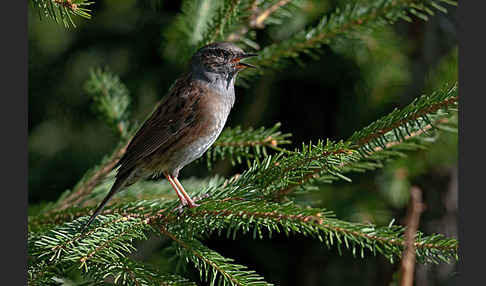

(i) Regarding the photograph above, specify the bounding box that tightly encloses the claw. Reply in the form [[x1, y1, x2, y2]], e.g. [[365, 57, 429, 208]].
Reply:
[[173, 193, 209, 212]]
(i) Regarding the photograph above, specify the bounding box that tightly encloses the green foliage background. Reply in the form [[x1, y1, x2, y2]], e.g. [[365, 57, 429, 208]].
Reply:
[[28, 0, 458, 285]]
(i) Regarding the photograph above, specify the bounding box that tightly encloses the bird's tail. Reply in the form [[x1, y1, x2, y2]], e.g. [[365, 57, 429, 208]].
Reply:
[[81, 169, 134, 232]]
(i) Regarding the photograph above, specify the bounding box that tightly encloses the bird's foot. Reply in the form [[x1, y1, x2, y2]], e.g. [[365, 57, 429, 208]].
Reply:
[[173, 194, 210, 213]]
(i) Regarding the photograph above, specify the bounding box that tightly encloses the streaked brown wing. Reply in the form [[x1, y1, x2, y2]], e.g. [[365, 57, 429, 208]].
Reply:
[[116, 73, 203, 175]]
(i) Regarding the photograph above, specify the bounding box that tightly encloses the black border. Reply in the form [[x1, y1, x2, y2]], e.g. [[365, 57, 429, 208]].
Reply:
[[3, 0, 27, 284], [458, 1, 483, 286]]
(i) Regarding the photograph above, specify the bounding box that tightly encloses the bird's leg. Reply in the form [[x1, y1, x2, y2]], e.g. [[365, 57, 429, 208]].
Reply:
[[163, 172, 187, 206], [173, 177, 200, 208]]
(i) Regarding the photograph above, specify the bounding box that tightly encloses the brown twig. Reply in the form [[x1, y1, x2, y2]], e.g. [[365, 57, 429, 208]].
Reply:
[[227, 0, 293, 42], [400, 186, 426, 286], [253, 0, 292, 28]]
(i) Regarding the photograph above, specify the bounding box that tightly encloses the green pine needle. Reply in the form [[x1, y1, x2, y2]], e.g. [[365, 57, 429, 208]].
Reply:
[[31, 0, 94, 28]]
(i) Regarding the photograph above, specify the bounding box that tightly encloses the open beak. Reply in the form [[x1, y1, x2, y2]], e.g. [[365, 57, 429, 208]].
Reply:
[[235, 53, 258, 70], [236, 62, 257, 69], [240, 53, 258, 59]]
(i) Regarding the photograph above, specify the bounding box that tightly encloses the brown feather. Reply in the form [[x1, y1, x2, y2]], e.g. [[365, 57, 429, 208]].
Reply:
[[115, 72, 220, 178]]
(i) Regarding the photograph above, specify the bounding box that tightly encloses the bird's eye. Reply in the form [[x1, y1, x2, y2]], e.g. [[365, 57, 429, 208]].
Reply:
[[217, 49, 231, 60]]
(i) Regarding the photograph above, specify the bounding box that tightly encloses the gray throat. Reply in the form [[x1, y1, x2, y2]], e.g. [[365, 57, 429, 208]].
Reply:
[[192, 68, 236, 107]]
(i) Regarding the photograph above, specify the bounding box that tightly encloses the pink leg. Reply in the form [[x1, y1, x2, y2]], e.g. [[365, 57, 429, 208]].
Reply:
[[173, 177, 199, 208], [163, 172, 187, 206]]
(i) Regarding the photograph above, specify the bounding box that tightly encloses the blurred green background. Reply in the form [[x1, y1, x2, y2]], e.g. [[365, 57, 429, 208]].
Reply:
[[28, 1, 458, 285]]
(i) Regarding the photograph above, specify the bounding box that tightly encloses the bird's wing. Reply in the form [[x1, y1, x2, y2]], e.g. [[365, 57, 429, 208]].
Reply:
[[115, 73, 205, 175]]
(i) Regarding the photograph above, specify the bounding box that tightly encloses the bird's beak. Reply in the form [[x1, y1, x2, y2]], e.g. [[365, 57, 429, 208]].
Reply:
[[235, 53, 258, 70], [236, 62, 257, 69], [240, 53, 258, 59]]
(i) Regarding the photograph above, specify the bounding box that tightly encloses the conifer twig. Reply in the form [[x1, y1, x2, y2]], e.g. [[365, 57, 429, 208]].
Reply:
[[157, 225, 273, 286], [227, 0, 293, 42], [400, 186, 426, 286], [272, 87, 458, 199], [29, 196, 456, 284], [31, 0, 93, 28], [170, 201, 455, 255], [354, 96, 458, 147], [272, 148, 352, 198], [274, 118, 447, 198]]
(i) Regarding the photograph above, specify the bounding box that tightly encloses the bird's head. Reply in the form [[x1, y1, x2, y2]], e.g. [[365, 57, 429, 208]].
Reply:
[[191, 42, 257, 76]]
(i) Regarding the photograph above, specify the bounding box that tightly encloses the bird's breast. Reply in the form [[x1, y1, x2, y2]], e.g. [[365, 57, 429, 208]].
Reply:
[[164, 87, 233, 172]]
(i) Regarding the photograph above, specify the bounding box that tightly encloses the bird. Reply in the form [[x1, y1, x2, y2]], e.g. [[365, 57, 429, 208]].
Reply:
[[82, 42, 257, 231]]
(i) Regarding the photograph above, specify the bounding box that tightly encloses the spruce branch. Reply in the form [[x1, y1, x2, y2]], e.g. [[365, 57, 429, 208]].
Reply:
[[274, 106, 456, 198], [29, 245, 197, 285], [29, 206, 91, 233], [30, 205, 273, 286], [32, 197, 456, 267], [237, 0, 457, 83], [29, 177, 226, 233], [31, 0, 93, 28], [158, 227, 273, 286], [159, 200, 457, 264], [270, 83, 458, 198], [28, 193, 457, 284], [86, 257, 197, 286], [349, 83, 458, 148], [30, 214, 150, 272]]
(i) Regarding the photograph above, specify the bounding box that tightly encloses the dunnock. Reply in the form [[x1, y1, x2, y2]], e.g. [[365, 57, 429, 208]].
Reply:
[[83, 42, 257, 230]]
